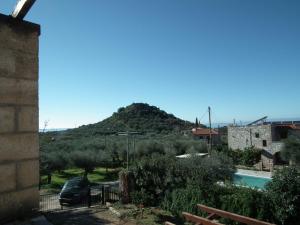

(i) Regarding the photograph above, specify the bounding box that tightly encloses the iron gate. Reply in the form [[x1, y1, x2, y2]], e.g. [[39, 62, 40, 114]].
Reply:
[[39, 185, 120, 212]]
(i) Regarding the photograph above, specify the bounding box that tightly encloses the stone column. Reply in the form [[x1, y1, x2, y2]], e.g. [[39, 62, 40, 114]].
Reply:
[[0, 14, 40, 222]]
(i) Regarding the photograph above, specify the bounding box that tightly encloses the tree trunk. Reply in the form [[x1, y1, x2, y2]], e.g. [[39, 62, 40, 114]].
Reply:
[[119, 170, 134, 204], [47, 173, 52, 184], [84, 170, 88, 179]]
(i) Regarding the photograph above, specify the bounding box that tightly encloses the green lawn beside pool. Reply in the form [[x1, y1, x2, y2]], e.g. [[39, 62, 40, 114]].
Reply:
[[40, 167, 120, 193]]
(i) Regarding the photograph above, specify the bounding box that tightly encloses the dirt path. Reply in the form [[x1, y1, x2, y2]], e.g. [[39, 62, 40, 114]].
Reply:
[[45, 206, 136, 225]]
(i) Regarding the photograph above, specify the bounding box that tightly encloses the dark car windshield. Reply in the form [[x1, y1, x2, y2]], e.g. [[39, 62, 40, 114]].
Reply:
[[62, 178, 85, 190]]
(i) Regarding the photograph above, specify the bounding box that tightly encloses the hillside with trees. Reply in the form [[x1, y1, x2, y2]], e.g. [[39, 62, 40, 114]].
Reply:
[[67, 103, 197, 136], [39, 103, 207, 188]]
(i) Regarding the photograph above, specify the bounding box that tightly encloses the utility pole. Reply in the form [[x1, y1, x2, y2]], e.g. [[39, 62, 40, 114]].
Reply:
[[118, 131, 141, 170], [208, 106, 212, 155], [250, 128, 253, 146], [133, 136, 136, 162], [127, 134, 129, 170]]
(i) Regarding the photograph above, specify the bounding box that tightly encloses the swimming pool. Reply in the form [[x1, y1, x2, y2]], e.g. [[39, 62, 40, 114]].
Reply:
[[233, 174, 271, 189]]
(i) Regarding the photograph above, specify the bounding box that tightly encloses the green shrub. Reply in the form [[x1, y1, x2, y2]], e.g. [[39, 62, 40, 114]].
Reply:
[[130, 155, 174, 205], [136, 141, 165, 159], [131, 189, 154, 206], [130, 152, 235, 206], [162, 185, 275, 225], [163, 184, 235, 216], [220, 187, 274, 224], [241, 147, 261, 166], [266, 167, 300, 225], [281, 136, 300, 165], [215, 145, 261, 166]]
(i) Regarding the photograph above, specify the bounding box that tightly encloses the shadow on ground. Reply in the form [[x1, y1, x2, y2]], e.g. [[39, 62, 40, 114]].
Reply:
[[44, 206, 135, 225]]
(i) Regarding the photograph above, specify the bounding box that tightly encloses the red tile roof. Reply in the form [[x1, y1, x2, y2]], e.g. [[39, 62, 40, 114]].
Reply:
[[275, 124, 300, 130]]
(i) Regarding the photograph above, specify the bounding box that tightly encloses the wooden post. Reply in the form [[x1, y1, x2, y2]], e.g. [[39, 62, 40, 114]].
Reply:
[[11, 0, 37, 19], [127, 134, 129, 170], [183, 212, 223, 225], [197, 204, 275, 225]]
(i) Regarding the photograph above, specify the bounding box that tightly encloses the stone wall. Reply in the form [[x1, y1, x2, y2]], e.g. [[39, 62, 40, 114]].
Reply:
[[228, 124, 273, 150], [0, 14, 40, 222]]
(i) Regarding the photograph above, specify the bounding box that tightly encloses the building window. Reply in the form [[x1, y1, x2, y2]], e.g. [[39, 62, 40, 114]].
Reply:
[[255, 133, 259, 138], [263, 140, 267, 147]]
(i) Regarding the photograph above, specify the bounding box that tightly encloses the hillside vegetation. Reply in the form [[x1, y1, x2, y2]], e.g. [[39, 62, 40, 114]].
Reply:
[[67, 103, 196, 136], [40, 103, 208, 188], [40, 103, 202, 156]]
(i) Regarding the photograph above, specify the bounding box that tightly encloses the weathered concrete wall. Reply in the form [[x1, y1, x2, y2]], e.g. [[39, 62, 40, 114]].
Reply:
[[0, 14, 40, 222], [228, 124, 273, 150]]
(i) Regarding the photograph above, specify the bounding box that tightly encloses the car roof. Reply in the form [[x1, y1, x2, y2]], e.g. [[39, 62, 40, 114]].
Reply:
[[66, 177, 83, 184]]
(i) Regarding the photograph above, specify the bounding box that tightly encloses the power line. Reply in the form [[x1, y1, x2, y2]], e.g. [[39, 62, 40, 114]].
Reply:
[[199, 109, 208, 123]]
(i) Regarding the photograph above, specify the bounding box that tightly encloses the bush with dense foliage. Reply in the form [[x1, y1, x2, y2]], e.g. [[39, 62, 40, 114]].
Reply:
[[162, 166, 300, 225], [135, 141, 166, 159], [215, 145, 261, 166], [266, 167, 300, 225], [281, 136, 300, 165], [220, 187, 273, 224], [240, 147, 261, 166], [162, 185, 274, 225], [130, 152, 235, 206]]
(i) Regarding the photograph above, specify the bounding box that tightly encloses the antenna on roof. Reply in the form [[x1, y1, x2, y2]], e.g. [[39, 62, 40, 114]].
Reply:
[[11, 0, 36, 20]]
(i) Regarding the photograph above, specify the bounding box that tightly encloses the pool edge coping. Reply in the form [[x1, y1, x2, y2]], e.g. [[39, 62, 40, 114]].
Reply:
[[236, 169, 272, 179]]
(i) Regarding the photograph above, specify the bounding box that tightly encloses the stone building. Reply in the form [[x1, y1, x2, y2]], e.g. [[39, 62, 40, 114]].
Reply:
[[0, 13, 40, 222], [228, 120, 300, 170]]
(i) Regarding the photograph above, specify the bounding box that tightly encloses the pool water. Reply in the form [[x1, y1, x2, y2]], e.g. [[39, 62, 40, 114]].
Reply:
[[233, 174, 271, 189]]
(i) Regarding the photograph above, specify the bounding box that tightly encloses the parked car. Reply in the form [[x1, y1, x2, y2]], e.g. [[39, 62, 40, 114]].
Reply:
[[59, 177, 91, 205]]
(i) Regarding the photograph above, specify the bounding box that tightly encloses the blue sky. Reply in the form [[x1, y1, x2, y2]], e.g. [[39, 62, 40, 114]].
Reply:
[[1, 0, 299, 128]]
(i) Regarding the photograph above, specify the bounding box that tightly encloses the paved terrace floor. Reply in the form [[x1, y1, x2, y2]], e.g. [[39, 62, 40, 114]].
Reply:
[[45, 206, 136, 225], [4, 206, 136, 225]]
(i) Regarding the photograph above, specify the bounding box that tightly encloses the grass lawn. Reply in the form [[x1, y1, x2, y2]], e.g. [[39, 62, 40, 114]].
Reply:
[[40, 167, 121, 193]]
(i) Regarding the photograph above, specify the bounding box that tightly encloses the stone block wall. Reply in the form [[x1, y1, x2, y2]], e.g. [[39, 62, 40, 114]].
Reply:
[[228, 124, 273, 150], [0, 14, 40, 222]]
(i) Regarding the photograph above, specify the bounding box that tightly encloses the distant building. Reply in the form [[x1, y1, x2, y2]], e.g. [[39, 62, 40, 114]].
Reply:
[[192, 128, 220, 144], [228, 118, 300, 170]]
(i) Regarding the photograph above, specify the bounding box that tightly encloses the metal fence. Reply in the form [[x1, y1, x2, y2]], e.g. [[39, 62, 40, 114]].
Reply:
[[39, 185, 120, 212]]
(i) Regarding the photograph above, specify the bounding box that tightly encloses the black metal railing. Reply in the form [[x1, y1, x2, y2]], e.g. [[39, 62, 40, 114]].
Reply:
[[39, 185, 120, 212]]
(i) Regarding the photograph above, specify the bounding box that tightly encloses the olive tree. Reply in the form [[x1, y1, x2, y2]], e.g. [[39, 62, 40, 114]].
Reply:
[[40, 151, 69, 184], [70, 150, 101, 178]]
